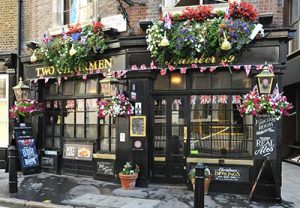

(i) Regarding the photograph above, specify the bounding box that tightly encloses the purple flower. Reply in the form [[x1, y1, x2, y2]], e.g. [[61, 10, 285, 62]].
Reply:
[[71, 32, 81, 42], [80, 35, 88, 44], [164, 13, 172, 30]]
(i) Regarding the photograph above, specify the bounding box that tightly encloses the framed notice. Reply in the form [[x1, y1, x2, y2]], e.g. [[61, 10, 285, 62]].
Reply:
[[130, 116, 146, 137], [63, 144, 93, 161]]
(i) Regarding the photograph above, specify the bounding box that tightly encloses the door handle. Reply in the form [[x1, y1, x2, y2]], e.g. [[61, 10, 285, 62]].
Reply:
[[184, 126, 187, 143]]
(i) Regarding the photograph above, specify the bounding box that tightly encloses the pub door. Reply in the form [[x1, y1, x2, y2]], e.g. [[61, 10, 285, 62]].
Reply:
[[152, 96, 188, 183]]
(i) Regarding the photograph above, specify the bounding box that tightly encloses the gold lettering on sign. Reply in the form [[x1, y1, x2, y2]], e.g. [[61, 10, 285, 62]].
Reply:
[[170, 55, 235, 65], [35, 58, 113, 77]]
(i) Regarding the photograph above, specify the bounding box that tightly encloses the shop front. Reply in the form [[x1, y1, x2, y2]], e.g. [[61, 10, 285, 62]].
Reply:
[[22, 27, 293, 200]]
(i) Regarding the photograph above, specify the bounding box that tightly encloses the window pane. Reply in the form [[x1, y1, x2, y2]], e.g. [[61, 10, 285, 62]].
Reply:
[[75, 80, 85, 94], [232, 72, 251, 89], [76, 112, 84, 124], [0, 79, 6, 98], [54, 125, 60, 136], [76, 99, 85, 111], [100, 125, 110, 138], [54, 137, 61, 149], [100, 138, 110, 152], [203, 0, 228, 4], [86, 125, 97, 139], [86, 99, 97, 111], [76, 125, 84, 138], [170, 73, 186, 90], [78, 0, 94, 22], [64, 125, 74, 138], [212, 71, 231, 89], [291, 0, 299, 23], [154, 75, 169, 90], [86, 112, 97, 124], [192, 73, 211, 89], [64, 112, 74, 124], [46, 137, 53, 148], [63, 81, 74, 95], [86, 78, 97, 94], [46, 125, 52, 136]]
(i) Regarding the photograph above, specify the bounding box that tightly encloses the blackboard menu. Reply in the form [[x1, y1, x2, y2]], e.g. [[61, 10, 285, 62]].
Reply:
[[14, 125, 40, 175], [254, 115, 278, 160], [96, 161, 114, 176], [210, 166, 249, 182], [16, 139, 39, 171]]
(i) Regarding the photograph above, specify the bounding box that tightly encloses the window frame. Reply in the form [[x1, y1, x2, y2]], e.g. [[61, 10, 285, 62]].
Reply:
[[288, 0, 300, 54]]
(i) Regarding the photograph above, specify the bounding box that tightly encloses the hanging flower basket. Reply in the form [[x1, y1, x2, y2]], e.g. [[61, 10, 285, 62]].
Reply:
[[96, 93, 134, 118], [238, 90, 293, 120], [9, 99, 44, 119], [146, 2, 259, 67], [32, 21, 108, 76]]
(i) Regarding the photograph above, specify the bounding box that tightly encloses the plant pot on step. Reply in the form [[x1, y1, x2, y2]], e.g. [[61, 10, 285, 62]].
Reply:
[[119, 173, 138, 190]]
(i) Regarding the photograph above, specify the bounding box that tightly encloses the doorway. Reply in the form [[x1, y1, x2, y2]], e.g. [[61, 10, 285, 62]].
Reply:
[[151, 96, 188, 183]]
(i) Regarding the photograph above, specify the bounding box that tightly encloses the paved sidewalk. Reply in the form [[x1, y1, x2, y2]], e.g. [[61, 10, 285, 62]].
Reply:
[[0, 162, 299, 207]]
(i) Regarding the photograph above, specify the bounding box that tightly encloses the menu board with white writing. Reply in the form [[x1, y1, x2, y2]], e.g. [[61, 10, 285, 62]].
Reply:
[[254, 115, 277, 160], [63, 144, 93, 161]]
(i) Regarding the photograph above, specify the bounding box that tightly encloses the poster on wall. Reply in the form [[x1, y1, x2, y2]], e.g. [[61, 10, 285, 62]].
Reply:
[[254, 115, 278, 160], [130, 116, 146, 137], [63, 144, 93, 161], [209, 166, 249, 182]]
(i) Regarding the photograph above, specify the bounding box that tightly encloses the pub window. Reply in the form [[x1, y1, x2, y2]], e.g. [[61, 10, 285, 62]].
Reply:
[[190, 95, 253, 158], [289, 0, 300, 53], [154, 73, 186, 90], [63, 0, 94, 25], [153, 98, 167, 154], [99, 117, 116, 153]]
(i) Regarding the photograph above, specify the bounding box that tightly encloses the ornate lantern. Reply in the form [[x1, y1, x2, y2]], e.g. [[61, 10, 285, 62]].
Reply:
[[256, 64, 274, 94], [12, 77, 30, 101], [100, 69, 121, 97]]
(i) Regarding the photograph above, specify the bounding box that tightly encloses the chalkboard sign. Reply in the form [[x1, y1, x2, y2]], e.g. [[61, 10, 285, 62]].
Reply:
[[210, 166, 249, 182], [14, 124, 40, 175], [254, 115, 278, 160], [41, 156, 54, 168], [96, 161, 114, 175]]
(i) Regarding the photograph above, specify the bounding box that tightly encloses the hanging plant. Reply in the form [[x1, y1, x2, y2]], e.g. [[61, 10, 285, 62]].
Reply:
[[9, 99, 44, 119], [96, 93, 134, 118], [32, 21, 108, 76], [146, 2, 258, 67], [238, 90, 293, 120]]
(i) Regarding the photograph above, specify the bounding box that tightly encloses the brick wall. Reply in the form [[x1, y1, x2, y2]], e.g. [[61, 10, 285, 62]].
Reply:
[[18, 0, 284, 55], [0, 0, 17, 52]]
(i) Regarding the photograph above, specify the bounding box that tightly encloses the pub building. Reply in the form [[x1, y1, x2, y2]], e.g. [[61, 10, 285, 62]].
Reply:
[[21, 23, 294, 201]]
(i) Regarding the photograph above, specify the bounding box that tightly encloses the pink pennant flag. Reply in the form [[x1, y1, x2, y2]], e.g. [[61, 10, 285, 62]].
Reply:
[[200, 67, 207, 72], [76, 71, 81, 76], [256, 65, 263, 70], [212, 96, 217, 104], [160, 68, 167, 76], [200, 95, 211, 104], [64, 76, 68, 80], [191, 64, 198, 69], [140, 64, 147, 70], [209, 66, 217, 72], [218, 95, 228, 104], [150, 61, 157, 70], [96, 69, 101, 74], [34, 79, 38, 84], [220, 61, 228, 67], [252, 85, 258, 92], [89, 68, 94, 74], [57, 77, 61, 86], [233, 65, 240, 70], [268, 64, 273, 72], [82, 74, 87, 80], [131, 65, 138, 71], [167, 64, 175, 71], [244, 65, 251, 77], [180, 67, 187, 74], [190, 96, 196, 105], [44, 78, 49, 83]]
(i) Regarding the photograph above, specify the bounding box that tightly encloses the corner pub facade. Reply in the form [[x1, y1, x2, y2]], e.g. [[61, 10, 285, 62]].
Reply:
[[18, 0, 293, 202]]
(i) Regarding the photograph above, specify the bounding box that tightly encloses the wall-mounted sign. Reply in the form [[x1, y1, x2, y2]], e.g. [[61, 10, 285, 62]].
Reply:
[[209, 166, 249, 182], [101, 14, 127, 32], [130, 116, 146, 137], [135, 102, 142, 115], [96, 161, 114, 176], [170, 55, 235, 65], [63, 144, 93, 161], [35, 58, 113, 78], [254, 115, 277, 160], [120, 133, 126, 142]]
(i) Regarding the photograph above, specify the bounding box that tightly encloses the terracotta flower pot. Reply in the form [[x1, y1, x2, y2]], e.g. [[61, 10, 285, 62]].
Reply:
[[191, 177, 211, 195], [204, 178, 211, 194], [119, 173, 138, 190]]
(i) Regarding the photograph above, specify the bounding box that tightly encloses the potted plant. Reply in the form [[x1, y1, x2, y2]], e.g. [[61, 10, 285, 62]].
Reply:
[[189, 166, 212, 194], [119, 162, 140, 190]]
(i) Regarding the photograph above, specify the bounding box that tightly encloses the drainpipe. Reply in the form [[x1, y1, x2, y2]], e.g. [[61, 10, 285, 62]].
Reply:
[[16, 0, 23, 81]]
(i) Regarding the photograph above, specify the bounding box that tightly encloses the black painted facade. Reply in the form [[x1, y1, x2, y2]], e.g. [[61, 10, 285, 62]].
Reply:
[[21, 28, 294, 201]]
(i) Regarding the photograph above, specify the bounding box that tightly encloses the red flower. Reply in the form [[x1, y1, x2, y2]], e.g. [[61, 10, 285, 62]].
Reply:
[[93, 21, 104, 33], [67, 23, 82, 34], [229, 2, 257, 22], [179, 5, 212, 21]]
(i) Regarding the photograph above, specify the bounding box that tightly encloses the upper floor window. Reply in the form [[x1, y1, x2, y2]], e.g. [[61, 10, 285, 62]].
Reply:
[[51, 0, 96, 32], [162, 0, 238, 14], [288, 0, 300, 54]]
